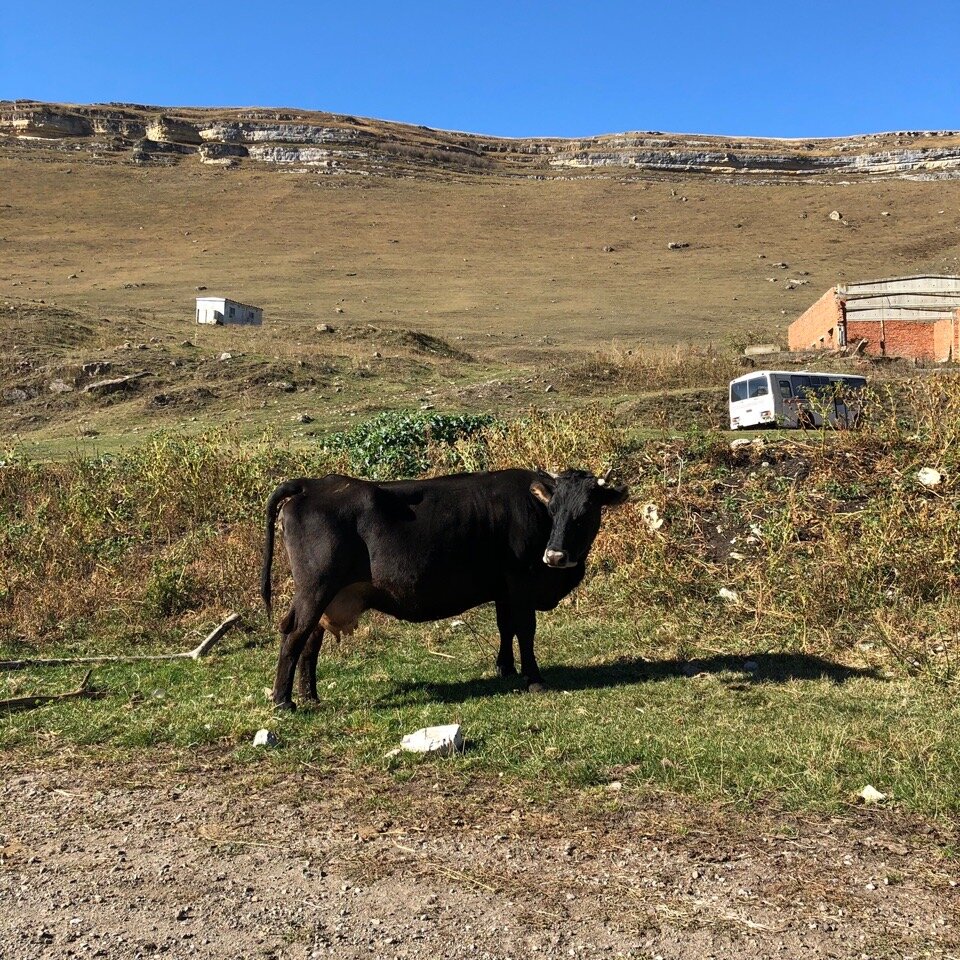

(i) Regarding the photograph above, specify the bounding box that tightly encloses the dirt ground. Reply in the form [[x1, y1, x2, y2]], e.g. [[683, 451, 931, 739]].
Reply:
[[1, 760, 956, 960]]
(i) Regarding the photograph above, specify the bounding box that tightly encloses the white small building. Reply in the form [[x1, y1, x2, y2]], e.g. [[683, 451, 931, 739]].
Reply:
[[195, 296, 263, 326]]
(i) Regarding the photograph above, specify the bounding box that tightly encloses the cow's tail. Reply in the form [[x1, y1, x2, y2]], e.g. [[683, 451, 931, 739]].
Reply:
[[261, 479, 304, 620]]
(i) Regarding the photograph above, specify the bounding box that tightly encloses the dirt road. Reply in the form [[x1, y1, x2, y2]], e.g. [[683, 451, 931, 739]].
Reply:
[[0, 761, 956, 959]]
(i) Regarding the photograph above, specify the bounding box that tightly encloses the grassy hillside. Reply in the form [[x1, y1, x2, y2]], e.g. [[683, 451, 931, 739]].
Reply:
[[1, 383, 958, 814], [2, 106, 960, 818], [6, 156, 960, 348], [5, 138, 960, 452]]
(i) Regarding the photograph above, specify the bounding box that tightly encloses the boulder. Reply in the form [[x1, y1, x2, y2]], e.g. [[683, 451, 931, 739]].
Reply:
[[82, 373, 147, 395]]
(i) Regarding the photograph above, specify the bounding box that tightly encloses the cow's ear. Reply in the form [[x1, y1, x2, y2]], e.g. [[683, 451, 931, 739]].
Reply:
[[597, 483, 629, 508], [530, 481, 553, 506]]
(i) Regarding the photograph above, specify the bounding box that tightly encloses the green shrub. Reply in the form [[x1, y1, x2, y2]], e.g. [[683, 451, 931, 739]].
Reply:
[[323, 411, 498, 479]]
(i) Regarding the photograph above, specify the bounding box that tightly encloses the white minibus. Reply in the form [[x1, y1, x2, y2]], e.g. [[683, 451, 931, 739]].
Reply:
[[728, 370, 867, 430]]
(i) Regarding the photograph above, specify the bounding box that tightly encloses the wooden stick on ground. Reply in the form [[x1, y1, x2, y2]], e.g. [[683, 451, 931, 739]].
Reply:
[[0, 670, 97, 714], [187, 613, 242, 659], [0, 613, 241, 671]]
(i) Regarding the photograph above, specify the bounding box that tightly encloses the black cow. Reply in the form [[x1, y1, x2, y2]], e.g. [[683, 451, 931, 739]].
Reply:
[[261, 468, 628, 710]]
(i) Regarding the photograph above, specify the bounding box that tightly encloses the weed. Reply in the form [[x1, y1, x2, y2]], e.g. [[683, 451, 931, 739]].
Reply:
[[143, 561, 198, 618]]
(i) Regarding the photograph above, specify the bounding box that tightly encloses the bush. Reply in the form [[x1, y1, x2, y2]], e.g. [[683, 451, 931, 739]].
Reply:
[[143, 562, 197, 618], [323, 411, 498, 480]]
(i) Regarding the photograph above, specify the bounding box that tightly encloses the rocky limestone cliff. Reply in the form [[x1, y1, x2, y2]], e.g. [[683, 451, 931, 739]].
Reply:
[[4, 99, 960, 181]]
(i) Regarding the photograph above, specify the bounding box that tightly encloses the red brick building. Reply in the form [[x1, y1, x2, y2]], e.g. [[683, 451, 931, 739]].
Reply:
[[788, 275, 960, 361]]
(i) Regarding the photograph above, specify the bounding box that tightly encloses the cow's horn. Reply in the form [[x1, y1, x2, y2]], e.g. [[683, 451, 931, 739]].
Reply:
[[598, 467, 613, 485]]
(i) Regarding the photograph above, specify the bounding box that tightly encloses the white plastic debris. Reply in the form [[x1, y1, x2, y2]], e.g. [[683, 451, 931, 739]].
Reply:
[[916, 467, 943, 488], [858, 784, 887, 805], [641, 502, 664, 532], [253, 729, 279, 748], [400, 724, 464, 756], [449, 619, 466, 629], [730, 438, 753, 450], [718, 587, 740, 603]]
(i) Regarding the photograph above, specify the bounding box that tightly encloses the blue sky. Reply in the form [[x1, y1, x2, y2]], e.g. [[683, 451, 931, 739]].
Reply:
[[4, 1, 959, 138]]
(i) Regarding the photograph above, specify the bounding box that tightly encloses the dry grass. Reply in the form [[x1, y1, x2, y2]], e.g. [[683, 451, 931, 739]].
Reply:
[[6, 153, 960, 356], [2, 373, 957, 672]]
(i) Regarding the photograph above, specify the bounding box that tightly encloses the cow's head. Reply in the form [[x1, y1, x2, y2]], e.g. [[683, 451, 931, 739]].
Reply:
[[530, 469, 629, 568]]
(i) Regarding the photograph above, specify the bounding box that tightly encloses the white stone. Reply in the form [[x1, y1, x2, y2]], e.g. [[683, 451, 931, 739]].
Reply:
[[829, 210, 843, 221], [641, 502, 664, 532], [400, 724, 464, 756], [253, 729, 279, 748], [718, 587, 740, 603], [858, 784, 886, 805], [916, 467, 943, 488]]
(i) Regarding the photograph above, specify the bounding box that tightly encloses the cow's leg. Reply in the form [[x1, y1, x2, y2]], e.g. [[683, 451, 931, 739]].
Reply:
[[494, 598, 517, 678], [296, 626, 325, 703], [514, 604, 546, 693], [272, 586, 338, 711]]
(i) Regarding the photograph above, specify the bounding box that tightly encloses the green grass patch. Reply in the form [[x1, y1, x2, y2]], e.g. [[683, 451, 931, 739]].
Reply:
[[3, 612, 958, 818]]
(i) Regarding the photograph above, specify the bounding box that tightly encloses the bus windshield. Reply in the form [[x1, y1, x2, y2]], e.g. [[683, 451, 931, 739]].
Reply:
[[731, 375, 769, 402]]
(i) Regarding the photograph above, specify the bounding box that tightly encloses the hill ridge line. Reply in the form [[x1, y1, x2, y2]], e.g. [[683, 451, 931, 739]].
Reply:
[[5, 100, 960, 181]]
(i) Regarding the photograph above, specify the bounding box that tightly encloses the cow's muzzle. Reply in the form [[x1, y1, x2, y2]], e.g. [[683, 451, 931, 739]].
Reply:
[[543, 549, 575, 568]]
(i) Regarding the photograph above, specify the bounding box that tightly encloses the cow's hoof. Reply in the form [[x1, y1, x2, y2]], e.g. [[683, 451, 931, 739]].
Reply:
[[496, 663, 517, 678], [274, 699, 297, 713], [526, 681, 548, 694]]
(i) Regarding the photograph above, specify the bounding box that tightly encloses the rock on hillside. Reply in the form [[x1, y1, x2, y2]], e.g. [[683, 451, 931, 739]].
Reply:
[[4, 100, 960, 181]]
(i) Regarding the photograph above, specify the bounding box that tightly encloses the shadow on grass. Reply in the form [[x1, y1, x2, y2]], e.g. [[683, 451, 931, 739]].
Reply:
[[384, 653, 882, 705]]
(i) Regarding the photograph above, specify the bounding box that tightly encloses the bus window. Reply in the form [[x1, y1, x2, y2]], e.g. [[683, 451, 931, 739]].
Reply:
[[791, 375, 811, 398], [778, 379, 792, 399], [748, 376, 769, 398], [730, 380, 749, 402]]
